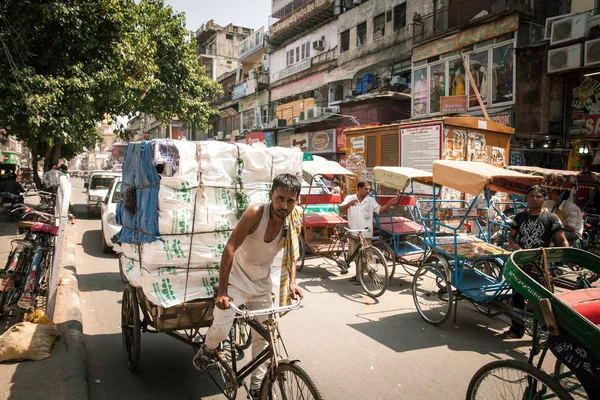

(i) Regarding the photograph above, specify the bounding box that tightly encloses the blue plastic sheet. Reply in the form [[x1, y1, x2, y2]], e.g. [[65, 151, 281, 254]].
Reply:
[[115, 141, 161, 244]]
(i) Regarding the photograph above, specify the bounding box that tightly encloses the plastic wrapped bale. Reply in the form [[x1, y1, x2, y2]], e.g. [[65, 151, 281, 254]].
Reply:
[[140, 265, 220, 308], [140, 232, 231, 267], [198, 141, 238, 188], [158, 186, 238, 235], [119, 243, 142, 287]]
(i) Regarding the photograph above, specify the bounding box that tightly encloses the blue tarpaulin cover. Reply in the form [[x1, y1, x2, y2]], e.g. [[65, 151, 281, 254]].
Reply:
[[115, 141, 161, 244]]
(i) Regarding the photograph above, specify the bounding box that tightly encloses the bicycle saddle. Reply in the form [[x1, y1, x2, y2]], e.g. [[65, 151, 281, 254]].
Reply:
[[31, 222, 59, 236]]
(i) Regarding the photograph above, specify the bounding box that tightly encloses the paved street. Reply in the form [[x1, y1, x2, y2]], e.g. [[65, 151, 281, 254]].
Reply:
[[66, 176, 544, 400]]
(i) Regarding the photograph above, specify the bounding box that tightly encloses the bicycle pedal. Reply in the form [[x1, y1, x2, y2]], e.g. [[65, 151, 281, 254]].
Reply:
[[340, 268, 349, 275]]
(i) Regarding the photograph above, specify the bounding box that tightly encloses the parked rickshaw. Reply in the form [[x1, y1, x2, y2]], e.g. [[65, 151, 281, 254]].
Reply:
[[371, 166, 434, 279], [298, 156, 390, 298], [412, 160, 544, 325], [467, 247, 600, 399]]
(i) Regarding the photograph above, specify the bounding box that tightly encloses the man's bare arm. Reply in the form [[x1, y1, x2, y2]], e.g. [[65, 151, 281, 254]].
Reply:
[[215, 204, 263, 309], [508, 228, 521, 250]]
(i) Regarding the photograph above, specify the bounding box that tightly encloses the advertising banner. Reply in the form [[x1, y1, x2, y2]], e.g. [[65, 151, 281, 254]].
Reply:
[[308, 130, 336, 154], [289, 133, 309, 151]]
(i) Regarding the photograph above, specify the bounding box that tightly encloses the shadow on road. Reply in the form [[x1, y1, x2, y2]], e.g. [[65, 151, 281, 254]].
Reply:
[[77, 272, 124, 293], [349, 305, 528, 359], [81, 230, 116, 259], [84, 331, 223, 400]]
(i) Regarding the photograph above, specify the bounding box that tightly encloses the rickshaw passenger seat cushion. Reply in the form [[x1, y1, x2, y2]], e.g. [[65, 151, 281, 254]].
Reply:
[[555, 288, 600, 325], [379, 220, 424, 235]]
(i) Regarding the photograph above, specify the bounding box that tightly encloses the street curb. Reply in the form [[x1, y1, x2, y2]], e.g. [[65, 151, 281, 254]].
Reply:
[[55, 223, 89, 400]]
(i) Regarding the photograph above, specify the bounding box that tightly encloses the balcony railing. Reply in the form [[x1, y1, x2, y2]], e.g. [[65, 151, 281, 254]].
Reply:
[[412, 0, 533, 45]]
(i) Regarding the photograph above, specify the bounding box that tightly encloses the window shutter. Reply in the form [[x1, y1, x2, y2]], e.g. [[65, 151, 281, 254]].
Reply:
[[366, 136, 377, 168], [380, 133, 400, 195], [380, 133, 399, 166]]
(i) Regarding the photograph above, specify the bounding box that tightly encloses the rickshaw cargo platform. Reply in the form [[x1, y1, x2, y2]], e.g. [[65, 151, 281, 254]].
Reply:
[[115, 140, 303, 309]]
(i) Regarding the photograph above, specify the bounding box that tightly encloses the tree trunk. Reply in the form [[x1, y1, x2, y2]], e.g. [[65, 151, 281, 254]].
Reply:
[[43, 139, 62, 171], [31, 142, 42, 189]]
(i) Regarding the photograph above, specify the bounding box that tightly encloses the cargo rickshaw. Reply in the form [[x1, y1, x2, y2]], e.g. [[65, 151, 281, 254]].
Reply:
[[412, 160, 545, 325], [298, 156, 390, 298], [371, 166, 434, 279], [466, 247, 600, 399]]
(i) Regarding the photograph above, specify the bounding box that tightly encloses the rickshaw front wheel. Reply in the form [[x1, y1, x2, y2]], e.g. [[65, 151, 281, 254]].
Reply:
[[412, 263, 453, 325]]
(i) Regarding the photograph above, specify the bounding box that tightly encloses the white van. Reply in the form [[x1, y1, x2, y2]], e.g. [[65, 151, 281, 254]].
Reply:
[[85, 171, 121, 217]]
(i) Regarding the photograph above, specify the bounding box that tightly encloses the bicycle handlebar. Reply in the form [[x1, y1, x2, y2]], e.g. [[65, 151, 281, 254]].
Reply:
[[229, 298, 302, 318]]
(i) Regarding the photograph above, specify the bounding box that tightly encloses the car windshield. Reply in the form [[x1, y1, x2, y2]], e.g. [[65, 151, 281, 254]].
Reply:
[[90, 177, 115, 190], [112, 182, 122, 203]]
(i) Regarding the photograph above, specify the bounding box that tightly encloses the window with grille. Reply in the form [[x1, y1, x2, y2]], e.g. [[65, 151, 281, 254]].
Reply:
[[226, 34, 234, 40], [296, 47, 300, 62], [374, 13, 385, 40], [287, 50, 294, 66], [357, 22, 367, 46], [341, 29, 350, 53], [394, 3, 406, 31]]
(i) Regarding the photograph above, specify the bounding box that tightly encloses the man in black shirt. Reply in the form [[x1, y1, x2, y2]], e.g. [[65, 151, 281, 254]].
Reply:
[[0, 173, 24, 197], [504, 185, 569, 338]]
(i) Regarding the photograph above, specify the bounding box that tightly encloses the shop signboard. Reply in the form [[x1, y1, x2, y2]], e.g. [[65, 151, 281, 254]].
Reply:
[[277, 131, 292, 147], [335, 127, 347, 153], [233, 83, 247, 100], [264, 132, 274, 147], [239, 91, 269, 113], [413, 13, 519, 62], [275, 59, 311, 82], [290, 133, 309, 151], [308, 129, 336, 154], [246, 132, 265, 145], [271, 71, 327, 102], [440, 96, 467, 114]]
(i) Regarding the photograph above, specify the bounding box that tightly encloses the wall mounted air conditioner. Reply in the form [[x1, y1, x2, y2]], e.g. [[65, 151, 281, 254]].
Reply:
[[550, 14, 590, 46], [323, 108, 335, 114], [545, 13, 574, 41], [261, 54, 270, 72], [585, 38, 600, 67], [312, 40, 325, 51], [275, 119, 287, 128], [306, 108, 316, 119], [547, 43, 582, 73], [292, 117, 300, 125], [299, 111, 307, 121]]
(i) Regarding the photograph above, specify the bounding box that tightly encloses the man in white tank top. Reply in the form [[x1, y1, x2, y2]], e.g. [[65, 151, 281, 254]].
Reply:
[[193, 174, 303, 397]]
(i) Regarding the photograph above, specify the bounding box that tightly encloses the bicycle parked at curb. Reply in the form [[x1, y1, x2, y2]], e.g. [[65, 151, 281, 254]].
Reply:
[[210, 299, 324, 400], [0, 208, 58, 320]]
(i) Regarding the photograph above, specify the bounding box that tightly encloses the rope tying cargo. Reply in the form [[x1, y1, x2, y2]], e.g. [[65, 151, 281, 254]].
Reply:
[[233, 144, 249, 220]]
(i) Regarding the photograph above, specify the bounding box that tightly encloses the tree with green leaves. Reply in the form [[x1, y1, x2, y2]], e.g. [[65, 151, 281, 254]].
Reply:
[[0, 0, 221, 186]]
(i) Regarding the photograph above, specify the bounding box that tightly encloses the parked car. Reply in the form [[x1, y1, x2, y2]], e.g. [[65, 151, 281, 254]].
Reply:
[[85, 171, 120, 217], [101, 177, 122, 253]]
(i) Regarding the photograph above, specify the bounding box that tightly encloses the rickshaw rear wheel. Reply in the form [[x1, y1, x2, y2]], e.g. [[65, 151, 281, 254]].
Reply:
[[372, 239, 396, 282], [297, 235, 306, 272], [412, 263, 453, 325], [121, 284, 141, 371]]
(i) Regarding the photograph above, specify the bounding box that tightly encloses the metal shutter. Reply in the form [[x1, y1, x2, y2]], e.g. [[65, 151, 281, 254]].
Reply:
[[380, 133, 400, 195], [366, 136, 377, 168]]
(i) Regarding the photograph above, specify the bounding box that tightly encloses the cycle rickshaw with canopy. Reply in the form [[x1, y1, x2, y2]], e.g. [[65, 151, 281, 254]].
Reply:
[[298, 156, 390, 298], [371, 166, 434, 279], [412, 160, 544, 325]]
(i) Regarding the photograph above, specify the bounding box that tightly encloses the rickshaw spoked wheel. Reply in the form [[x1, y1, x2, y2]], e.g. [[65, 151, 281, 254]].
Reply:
[[372, 239, 396, 282], [121, 284, 141, 371], [412, 263, 453, 325], [297, 235, 306, 272]]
